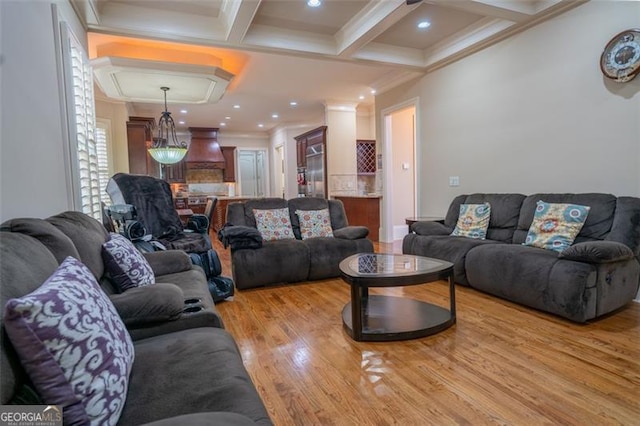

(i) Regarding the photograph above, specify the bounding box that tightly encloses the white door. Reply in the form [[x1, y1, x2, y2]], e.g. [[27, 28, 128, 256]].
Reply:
[[239, 150, 267, 197]]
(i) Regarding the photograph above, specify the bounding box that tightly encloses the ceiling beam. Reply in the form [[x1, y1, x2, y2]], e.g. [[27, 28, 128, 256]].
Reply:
[[429, 0, 534, 22], [335, 0, 419, 58], [222, 0, 262, 44]]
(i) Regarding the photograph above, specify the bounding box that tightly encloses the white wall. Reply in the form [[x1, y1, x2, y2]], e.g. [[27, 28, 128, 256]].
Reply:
[[325, 106, 357, 197], [376, 1, 640, 218], [0, 1, 85, 221], [389, 107, 416, 239]]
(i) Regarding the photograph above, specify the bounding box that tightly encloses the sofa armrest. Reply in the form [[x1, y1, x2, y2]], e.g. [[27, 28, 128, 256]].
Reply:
[[143, 250, 193, 276], [411, 221, 452, 236], [109, 283, 184, 326], [333, 226, 369, 240], [185, 214, 209, 234], [141, 412, 260, 426], [559, 241, 635, 264], [218, 225, 263, 249]]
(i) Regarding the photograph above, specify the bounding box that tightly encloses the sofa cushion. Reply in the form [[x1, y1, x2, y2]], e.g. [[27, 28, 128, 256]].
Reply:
[[120, 328, 272, 425], [445, 194, 525, 243], [333, 226, 369, 240], [288, 197, 330, 238], [514, 193, 617, 244], [102, 233, 155, 291], [243, 198, 288, 228], [295, 208, 334, 239], [108, 283, 184, 326], [253, 208, 295, 241], [524, 201, 590, 252], [3, 256, 135, 425], [0, 218, 80, 265], [451, 203, 491, 239], [46, 211, 110, 280]]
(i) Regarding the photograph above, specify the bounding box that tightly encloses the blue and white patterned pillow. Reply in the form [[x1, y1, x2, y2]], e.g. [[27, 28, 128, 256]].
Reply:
[[451, 203, 491, 239], [524, 201, 590, 252], [253, 208, 295, 241], [295, 208, 334, 239], [102, 233, 155, 292], [3, 257, 135, 426]]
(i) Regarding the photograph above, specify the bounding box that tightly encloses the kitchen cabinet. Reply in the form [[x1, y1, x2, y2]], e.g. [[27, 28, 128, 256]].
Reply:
[[356, 140, 376, 175], [296, 138, 306, 168], [186, 127, 223, 165], [221, 146, 236, 182], [163, 162, 186, 183], [334, 196, 381, 242], [126, 117, 160, 178]]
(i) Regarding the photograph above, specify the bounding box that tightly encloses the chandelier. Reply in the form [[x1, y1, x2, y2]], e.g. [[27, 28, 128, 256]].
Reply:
[[148, 87, 188, 165]]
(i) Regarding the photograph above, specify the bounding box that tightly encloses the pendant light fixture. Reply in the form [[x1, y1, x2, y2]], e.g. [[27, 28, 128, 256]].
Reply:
[[148, 87, 188, 164]]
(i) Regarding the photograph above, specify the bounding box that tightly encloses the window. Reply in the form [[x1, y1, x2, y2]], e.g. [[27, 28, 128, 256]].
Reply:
[[61, 24, 104, 219], [95, 125, 111, 205]]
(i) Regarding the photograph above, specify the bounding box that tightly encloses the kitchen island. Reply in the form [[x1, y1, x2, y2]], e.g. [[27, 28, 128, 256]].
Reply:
[[333, 195, 381, 242]]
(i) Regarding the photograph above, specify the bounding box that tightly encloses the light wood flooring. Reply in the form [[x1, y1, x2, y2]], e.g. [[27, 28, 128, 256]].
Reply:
[[212, 239, 640, 425]]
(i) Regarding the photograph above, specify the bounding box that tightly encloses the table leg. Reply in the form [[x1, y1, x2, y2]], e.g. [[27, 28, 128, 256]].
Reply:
[[351, 284, 363, 341], [448, 272, 456, 321]]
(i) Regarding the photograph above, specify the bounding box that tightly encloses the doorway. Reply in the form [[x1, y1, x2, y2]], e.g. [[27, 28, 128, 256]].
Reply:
[[381, 99, 418, 242], [238, 149, 268, 197]]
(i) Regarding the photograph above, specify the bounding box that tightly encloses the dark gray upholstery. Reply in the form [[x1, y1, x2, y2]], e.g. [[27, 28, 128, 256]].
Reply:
[[404, 193, 640, 322], [1, 212, 224, 339], [226, 197, 374, 289], [0, 216, 272, 425]]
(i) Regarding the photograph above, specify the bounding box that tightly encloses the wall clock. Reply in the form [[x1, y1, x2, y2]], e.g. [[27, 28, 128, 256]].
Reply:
[[600, 29, 640, 83]]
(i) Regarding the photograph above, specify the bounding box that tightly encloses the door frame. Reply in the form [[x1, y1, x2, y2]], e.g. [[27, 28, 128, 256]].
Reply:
[[380, 97, 419, 243]]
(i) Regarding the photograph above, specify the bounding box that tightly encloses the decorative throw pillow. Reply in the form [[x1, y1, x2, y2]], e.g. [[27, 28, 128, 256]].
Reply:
[[295, 208, 334, 239], [524, 201, 591, 252], [253, 208, 295, 241], [102, 233, 155, 292], [3, 257, 135, 426], [450, 203, 491, 239]]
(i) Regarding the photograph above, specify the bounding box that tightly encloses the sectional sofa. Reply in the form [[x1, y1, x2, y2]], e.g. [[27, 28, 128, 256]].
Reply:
[[403, 193, 640, 322], [0, 211, 272, 425]]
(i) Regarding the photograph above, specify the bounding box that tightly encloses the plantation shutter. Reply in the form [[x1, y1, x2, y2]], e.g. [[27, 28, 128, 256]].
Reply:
[[95, 126, 111, 205], [63, 27, 102, 219]]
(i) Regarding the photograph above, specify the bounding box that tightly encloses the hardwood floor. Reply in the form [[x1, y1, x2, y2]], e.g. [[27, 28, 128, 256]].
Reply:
[[212, 238, 640, 425]]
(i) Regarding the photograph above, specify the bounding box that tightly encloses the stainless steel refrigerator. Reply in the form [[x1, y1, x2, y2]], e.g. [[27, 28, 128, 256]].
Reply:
[[305, 142, 325, 198]]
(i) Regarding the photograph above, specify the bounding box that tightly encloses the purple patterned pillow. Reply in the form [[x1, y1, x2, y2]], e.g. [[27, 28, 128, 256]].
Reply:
[[3, 257, 135, 425], [102, 233, 155, 291]]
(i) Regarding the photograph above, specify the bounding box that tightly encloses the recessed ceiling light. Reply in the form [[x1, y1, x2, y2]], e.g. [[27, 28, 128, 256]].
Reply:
[[180, 109, 188, 114], [272, 113, 279, 119], [290, 101, 298, 107], [258, 124, 264, 128], [358, 95, 365, 100], [220, 122, 226, 126], [370, 89, 376, 95], [178, 121, 185, 125], [233, 104, 240, 109], [307, 0, 321, 7], [225, 116, 231, 120], [417, 20, 431, 29]]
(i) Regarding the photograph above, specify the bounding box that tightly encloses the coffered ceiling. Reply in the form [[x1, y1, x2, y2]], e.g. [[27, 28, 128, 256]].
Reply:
[[73, 0, 586, 134]]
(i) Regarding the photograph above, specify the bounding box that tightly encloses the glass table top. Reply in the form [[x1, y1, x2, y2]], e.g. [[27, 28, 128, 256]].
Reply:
[[342, 253, 452, 277]]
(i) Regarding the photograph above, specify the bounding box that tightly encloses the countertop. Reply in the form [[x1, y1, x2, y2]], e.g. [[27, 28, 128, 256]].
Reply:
[[333, 194, 382, 199]]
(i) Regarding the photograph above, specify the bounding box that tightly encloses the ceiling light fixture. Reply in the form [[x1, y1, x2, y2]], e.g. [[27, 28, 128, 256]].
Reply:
[[220, 122, 226, 126], [148, 87, 188, 165], [258, 124, 264, 128], [358, 95, 365, 100], [307, 0, 321, 7], [233, 104, 241, 109], [272, 113, 279, 118], [290, 101, 298, 107], [417, 20, 431, 29], [180, 109, 188, 114]]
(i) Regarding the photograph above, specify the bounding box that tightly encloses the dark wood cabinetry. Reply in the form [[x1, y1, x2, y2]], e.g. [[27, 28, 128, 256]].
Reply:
[[334, 196, 380, 242], [296, 138, 306, 168], [221, 146, 236, 182], [187, 127, 223, 164], [163, 162, 186, 183], [212, 198, 249, 232], [126, 117, 160, 178]]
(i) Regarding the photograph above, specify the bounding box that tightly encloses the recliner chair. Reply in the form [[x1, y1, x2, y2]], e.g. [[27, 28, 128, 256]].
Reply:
[[106, 173, 212, 253]]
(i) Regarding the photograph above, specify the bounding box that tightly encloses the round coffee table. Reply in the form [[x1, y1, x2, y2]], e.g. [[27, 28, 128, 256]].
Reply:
[[339, 253, 455, 342]]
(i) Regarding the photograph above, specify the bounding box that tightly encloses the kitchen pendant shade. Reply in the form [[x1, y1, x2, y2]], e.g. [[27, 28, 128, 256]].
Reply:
[[148, 146, 187, 164], [148, 87, 188, 165]]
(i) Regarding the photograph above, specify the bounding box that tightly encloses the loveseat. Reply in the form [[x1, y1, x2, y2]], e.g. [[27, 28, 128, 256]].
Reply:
[[223, 197, 374, 289], [402, 193, 640, 322], [1, 211, 272, 425]]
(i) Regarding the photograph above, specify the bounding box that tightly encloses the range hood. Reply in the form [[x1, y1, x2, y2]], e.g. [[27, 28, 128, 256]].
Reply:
[[186, 127, 225, 169]]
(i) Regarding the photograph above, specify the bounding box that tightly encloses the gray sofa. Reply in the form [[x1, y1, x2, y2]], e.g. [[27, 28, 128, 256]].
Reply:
[[403, 193, 640, 322], [1, 211, 272, 425], [224, 197, 374, 289]]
